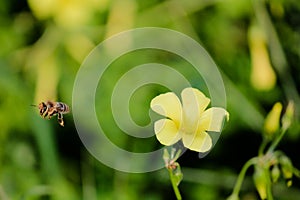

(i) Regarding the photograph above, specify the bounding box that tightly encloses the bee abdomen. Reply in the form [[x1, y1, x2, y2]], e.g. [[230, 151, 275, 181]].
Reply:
[[56, 102, 70, 113]]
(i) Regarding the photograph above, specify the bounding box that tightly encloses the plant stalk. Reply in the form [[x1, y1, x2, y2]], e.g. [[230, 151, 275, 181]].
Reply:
[[168, 169, 182, 200], [230, 157, 258, 197]]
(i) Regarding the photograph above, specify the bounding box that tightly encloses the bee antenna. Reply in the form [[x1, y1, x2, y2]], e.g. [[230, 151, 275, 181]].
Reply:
[[30, 104, 37, 107]]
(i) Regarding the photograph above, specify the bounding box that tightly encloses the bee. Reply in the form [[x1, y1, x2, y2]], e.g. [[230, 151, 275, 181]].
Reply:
[[32, 101, 70, 127]]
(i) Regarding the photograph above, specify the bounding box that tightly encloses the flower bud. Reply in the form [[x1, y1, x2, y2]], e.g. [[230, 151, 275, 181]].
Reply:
[[279, 156, 293, 186], [263, 102, 282, 140], [253, 166, 268, 200], [271, 165, 280, 183], [282, 101, 294, 130], [173, 164, 183, 186]]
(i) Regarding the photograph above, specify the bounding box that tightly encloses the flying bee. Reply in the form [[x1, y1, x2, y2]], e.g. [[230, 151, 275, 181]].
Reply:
[[32, 101, 70, 127]]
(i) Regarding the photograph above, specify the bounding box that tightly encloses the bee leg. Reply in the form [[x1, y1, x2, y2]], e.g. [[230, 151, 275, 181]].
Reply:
[[48, 110, 57, 119], [57, 113, 64, 127]]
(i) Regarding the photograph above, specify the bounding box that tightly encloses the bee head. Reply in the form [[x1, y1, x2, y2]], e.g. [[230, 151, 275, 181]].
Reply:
[[38, 102, 47, 115]]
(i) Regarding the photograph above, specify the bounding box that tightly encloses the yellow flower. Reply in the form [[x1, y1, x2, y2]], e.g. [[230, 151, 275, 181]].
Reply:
[[151, 87, 229, 152]]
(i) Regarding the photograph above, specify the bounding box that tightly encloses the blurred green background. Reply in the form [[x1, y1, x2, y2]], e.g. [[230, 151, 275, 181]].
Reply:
[[0, 0, 300, 199]]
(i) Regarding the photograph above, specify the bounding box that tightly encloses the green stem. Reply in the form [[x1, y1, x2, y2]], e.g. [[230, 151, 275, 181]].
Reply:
[[266, 182, 273, 200], [258, 138, 268, 156], [267, 127, 287, 154], [168, 169, 182, 200], [265, 169, 274, 200], [230, 158, 258, 197]]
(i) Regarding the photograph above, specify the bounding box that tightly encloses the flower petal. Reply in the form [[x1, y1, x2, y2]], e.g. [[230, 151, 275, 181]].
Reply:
[[199, 107, 229, 132], [182, 131, 212, 152], [181, 88, 210, 115], [181, 88, 210, 133], [154, 119, 182, 146], [151, 92, 182, 125]]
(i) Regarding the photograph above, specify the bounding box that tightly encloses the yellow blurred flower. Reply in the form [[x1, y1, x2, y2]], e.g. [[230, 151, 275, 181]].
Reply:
[[28, 0, 108, 28], [151, 88, 229, 152], [248, 23, 277, 91]]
